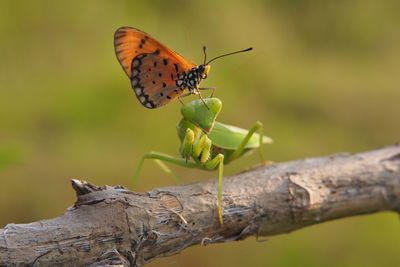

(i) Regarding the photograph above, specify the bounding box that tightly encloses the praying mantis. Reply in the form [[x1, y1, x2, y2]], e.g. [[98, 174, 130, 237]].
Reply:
[[134, 98, 273, 224]]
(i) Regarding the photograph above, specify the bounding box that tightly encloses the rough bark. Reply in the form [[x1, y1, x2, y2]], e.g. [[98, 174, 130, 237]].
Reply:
[[1, 145, 399, 266]]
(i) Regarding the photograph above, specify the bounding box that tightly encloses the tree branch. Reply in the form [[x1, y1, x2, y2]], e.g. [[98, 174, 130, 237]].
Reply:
[[1, 145, 399, 266]]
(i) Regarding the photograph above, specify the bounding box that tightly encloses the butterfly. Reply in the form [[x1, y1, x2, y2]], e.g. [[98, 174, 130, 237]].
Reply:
[[114, 26, 252, 109]]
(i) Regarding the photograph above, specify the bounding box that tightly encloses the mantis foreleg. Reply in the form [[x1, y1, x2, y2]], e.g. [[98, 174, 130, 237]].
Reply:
[[181, 128, 195, 160], [193, 135, 212, 164]]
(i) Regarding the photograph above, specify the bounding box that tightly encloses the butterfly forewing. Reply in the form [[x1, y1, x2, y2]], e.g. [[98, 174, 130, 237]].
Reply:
[[114, 27, 196, 108]]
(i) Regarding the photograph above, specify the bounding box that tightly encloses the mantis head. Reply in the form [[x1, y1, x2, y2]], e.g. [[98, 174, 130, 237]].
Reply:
[[181, 98, 222, 133]]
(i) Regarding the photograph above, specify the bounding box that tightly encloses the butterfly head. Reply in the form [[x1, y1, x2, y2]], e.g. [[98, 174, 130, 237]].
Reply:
[[198, 64, 211, 79]]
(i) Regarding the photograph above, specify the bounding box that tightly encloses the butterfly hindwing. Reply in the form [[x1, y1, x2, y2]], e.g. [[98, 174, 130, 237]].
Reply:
[[130, 52, 190, 108]]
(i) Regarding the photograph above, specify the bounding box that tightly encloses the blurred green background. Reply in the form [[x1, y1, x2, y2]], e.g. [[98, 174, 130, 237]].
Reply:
[[1, 0, 399, 266]]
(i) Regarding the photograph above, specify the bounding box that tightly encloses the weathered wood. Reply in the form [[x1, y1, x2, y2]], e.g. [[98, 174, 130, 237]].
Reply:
[[1, 145, 399, 266]]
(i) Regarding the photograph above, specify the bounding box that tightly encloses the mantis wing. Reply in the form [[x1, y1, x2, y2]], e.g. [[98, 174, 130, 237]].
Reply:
[[208, 122, 273, 150]]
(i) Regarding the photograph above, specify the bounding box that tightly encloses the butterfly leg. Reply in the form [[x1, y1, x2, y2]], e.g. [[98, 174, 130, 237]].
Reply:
[[199, 87, 216, 98], [195, 87, 210, 109], [177, 90, 195, 105]]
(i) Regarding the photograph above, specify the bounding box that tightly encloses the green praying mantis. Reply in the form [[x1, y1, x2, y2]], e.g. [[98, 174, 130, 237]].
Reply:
[[134, 98, 273, 224]]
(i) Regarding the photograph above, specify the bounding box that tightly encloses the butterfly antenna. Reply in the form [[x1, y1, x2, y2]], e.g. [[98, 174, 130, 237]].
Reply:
[[203, 46, 207, 65], [206, 47, 253, 65]]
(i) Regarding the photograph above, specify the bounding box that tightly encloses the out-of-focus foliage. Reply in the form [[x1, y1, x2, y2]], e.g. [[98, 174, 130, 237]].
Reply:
[[1, 1, 399, 266]]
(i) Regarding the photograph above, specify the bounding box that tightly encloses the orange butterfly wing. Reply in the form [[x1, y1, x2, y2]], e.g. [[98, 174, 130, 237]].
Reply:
[[114, 27, 197, 108]]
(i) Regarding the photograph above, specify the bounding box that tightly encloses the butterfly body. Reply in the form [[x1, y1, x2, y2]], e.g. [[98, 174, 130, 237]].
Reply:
[[114, 27, 211, 109], [176, 64, 210, 94]]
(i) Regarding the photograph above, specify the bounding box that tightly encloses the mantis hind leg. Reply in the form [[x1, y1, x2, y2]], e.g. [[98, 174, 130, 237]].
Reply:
[[133, 152, 198, 189], [204, 153, 225, 224], [256, 121, 265, 163], [229, 121, 270, 163]]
